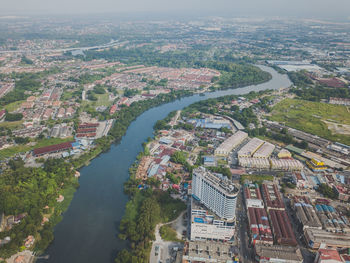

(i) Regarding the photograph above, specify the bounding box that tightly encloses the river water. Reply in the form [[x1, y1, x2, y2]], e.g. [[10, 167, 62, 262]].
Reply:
[[39, 66, 291, 263]]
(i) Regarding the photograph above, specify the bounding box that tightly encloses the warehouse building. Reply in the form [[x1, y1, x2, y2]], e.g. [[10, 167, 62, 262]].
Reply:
[[33, 141, 74, 157], [304, 228, 350, 249], [292, 196, 322, 230], [192, 167, 238, 221], [244, 183, 263, 202], [214, 131, 248, 157], [238, 137, 265, 158], [239, 157, 270, 169], [261, 183, 285, 211], [268, 209, 297, 246], [190, 199, 235, 242], [248, 207, 273, 245], [254, 244, 303, 263], [315, 204, 350, 233], [270, 158, 304, 171], [253, 142, 275, 159]]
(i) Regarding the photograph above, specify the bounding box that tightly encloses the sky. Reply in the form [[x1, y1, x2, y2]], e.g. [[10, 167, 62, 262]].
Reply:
[[1, 0, 350, 21]]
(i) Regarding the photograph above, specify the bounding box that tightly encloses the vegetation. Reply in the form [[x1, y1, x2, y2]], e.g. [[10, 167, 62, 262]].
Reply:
[[240, 174, 274, 185], [0, 159, 77, 258], [170, 151, 192, 173], [287, 71, 313, 87], [291, 85, 350, 102], [115, 191, 185, 263], [207, 166, 232, 179], [317, 183, 339, 199], [270, 98, 350, 145], [5, 112, 23, 122], [159, 225, 182, 242], [0, 73, 42, 106]]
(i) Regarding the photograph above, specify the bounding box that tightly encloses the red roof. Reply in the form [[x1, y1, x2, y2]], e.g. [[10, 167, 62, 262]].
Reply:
[[78, 123, 99, 129], [33, 141, 73, 156], [318, 249, 342, 262], [0, 109, 5, 118], [269, 209, 297, 246], [77, 128, 97, 133]]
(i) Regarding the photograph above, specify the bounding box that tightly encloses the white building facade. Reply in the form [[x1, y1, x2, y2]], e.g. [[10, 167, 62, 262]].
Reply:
[[192, 167, 238, 221]]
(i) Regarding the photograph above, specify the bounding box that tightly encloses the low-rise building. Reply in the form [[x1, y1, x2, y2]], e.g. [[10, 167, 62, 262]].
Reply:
[[190, 199, 235, 242], [182, 241, 239, 263], [315, 248, 343, 263], [214, 131, 248, 157], [304, 228, 350, 249], [238, 138, 265, 158], [254, 244, 303, 263]]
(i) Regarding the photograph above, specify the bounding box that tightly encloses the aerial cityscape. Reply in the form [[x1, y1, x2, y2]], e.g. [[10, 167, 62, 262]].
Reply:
[[0, 1, 350, 263]]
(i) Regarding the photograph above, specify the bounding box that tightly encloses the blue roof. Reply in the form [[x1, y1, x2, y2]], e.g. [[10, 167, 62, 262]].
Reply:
[[147, 164, 159, 177], [71, 142, 80, 147], [336, 174, 345, 184], [204, 156, 215, 162], [315, 204, 323, 212]]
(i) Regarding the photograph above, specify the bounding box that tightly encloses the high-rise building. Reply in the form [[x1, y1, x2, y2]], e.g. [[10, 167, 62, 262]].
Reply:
[[192, 167, 238, 221]]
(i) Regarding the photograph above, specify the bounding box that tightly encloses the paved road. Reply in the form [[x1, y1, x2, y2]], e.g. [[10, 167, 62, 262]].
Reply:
[[236, 188, 254, 263]]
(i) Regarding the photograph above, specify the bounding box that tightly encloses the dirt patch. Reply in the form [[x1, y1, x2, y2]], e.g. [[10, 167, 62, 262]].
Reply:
[[323, 120, 350, 135]]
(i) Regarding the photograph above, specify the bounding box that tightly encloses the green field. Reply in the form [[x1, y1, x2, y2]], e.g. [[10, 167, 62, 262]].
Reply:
[[82, 93, 112, 108], [240, 174, 274, 184], [3, 100, 24, 112], [0, 120, 24, 129], [270, 98, 350, 145]]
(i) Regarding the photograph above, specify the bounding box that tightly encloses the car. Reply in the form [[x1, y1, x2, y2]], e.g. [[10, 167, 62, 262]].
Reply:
[[155, 245, 160, 256]]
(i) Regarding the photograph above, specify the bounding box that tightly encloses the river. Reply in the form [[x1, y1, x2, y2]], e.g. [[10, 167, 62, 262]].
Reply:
[[38, 65, 291, 263]]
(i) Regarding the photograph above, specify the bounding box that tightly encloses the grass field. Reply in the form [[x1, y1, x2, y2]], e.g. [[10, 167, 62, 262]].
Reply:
[[240, 174, 274, 184], [270, 98, 350, 145], [0, 120, 24, 129], [81, 93, 113, 108], [3, 100, 24, 112]]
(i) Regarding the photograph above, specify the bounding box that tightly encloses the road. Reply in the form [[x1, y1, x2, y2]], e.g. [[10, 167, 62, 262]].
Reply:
[[235, 187, 254, 263], [0, 40, 128, 55]]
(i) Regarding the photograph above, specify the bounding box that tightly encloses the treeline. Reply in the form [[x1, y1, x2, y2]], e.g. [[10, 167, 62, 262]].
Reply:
[[83, 46, 207, 68], [287, 71, 313, 87], [196, 61, 271, 89], [291, 85, 350, 102]]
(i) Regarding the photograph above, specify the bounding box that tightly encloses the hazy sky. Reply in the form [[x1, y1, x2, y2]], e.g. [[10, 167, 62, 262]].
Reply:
[[1, 0, 350, 20]]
